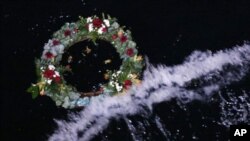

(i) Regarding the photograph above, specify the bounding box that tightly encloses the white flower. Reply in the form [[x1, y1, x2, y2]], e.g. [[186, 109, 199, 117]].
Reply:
[[54, 71, 60, 76], [53, 71, 60, 78], [49, 39, 54, 46], [48, 65, 55, 70], [46, 79, 52, 85], [97, 27, 103, 34], [87, 17, 93, 23], [44, 44, 50, 50], [115, 83, 123, 92], [44, 40, 52, 50], [112, 73, 117, 77], [54, 44, 64, 54], [50, 48, 58, 56], [103, 19, 110, 27], [88, 23, 94, 32], [111, 22, 119, 29], [109, 81, 115, 87], [128, 41, 136, 48]]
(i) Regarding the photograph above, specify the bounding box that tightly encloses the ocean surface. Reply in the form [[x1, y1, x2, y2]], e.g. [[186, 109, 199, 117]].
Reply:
[[1, 0, 250, 141]]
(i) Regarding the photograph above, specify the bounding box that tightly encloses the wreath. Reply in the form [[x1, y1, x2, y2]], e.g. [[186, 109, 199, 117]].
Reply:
[[27, 14, 144, 108]]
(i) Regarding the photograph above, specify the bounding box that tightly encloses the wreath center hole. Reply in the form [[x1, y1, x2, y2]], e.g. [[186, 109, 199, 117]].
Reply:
[[61, 40, 122, 92]]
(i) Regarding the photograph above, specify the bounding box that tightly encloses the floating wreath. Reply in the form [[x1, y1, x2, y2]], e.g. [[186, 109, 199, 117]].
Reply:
[[27, 15, 144, 108]]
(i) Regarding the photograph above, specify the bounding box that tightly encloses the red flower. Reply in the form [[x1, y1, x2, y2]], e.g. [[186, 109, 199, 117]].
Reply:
[[102, 27, 107, 32], [92, 18, 103, 28], [43, 69, 55, 79], [45, 52, 54, 59], [123, 80, 132, 89], [120, 35, 127, 43], [126, 48, 134, 57], [52, 39, 60, 46], [112, 34, 118, 40], [64, 29, 71, 36], [54, 76, 61, 83]]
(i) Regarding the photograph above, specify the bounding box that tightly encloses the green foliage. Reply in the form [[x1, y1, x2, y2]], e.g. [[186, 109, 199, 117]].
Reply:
[[29, 15, 144, 108], [35, 59, 42, 79], [27, 85, 39, 99], [77, 17, 88, 35]]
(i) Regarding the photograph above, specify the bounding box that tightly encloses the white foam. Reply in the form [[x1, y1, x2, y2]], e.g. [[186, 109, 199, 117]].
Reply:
[[48, 44, 250, 141], [219, 90, 250, 127]]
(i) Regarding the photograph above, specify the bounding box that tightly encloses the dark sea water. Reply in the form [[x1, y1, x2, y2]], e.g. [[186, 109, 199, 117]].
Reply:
[[1, 0, 250, 141]]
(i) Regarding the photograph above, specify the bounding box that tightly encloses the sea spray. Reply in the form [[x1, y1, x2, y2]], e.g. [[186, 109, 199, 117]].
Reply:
[[49, 44, 250, 141]]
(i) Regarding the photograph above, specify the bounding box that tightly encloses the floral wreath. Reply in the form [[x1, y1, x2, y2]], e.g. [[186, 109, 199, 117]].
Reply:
[[27, 15, 144, 108]]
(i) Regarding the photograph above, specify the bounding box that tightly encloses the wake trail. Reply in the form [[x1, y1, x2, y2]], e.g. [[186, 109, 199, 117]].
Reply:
[[48, 44, 250, 141]]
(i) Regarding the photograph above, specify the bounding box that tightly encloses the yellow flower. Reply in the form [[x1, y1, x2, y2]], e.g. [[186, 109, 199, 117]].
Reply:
[[104, 59, 112, 64], [59, 84, 66, 91], [133, 79, 141, 85], [40, 88, 45, 96], [117, 29, 124, 37], [36, 82, 45, 90], [128, 73, 138, 79], [104, 73, 109, 80], [84, 46, 92, 54], [36, 81, 46, 96], [134, 55, 143, 62]]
